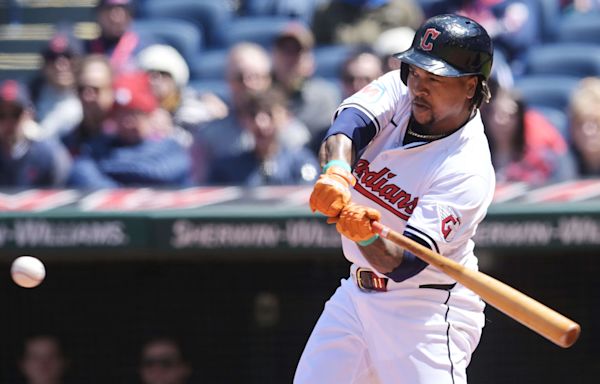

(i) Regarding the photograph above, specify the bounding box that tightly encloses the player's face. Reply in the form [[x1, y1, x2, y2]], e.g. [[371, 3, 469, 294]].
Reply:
[[407, 65, 477, 132]]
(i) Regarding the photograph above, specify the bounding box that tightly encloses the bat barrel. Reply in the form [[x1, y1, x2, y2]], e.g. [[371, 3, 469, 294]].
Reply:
[[371, 221, 581, 349]]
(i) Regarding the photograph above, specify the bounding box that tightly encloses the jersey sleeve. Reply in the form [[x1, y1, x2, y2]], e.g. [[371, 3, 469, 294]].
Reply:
[[405, 172, 494, 259], [335, 70, 408, 136]]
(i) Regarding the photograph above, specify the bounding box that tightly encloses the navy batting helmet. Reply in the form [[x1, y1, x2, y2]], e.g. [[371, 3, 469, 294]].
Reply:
[[394, 14, 493, 85]]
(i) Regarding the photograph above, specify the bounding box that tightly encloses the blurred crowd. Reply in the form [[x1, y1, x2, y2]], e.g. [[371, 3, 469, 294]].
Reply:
[[12, 334, 192, 384], [1, 0, 600, 189]]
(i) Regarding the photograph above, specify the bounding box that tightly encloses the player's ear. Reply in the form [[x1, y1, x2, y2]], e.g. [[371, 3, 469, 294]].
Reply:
[[465, 76, 478, 100]]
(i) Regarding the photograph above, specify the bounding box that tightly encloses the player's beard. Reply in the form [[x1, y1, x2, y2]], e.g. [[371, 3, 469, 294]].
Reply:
[[411, 100, 435, 128]]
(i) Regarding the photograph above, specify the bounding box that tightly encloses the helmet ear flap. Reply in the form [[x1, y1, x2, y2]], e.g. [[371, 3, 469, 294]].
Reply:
[[400, 62, 409, 85]]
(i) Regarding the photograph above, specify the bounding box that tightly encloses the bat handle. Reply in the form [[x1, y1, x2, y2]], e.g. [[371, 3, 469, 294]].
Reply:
[[372, 221, 389, 238]]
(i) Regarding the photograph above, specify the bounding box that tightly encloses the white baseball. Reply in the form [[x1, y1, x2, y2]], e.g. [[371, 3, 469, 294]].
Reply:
[[11, 256, 46, 288]]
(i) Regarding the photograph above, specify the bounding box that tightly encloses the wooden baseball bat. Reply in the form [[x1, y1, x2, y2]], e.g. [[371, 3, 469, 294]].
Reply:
[[371, 221, 581, 348]]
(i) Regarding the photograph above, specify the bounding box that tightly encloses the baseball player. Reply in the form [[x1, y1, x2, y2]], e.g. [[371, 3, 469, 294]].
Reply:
[[295, 14, 495, 384]]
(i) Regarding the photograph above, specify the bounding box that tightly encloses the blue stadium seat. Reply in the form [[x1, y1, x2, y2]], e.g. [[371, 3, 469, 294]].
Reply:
[[537, 0, 561, 42], [514, 75, 580, 111], [241, 0, 320, 23], [132, 18, 203, 63], [313, 44, 354, 79], [221, 16, 292, 49], [558, 12, 600, 44], [523, 43, 600, 78], [189, 49, 229, 80], [141, 0, 232, 49]]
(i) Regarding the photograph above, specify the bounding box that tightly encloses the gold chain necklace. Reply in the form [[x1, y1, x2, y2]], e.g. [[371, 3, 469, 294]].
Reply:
[[406, 127, 448, 140]]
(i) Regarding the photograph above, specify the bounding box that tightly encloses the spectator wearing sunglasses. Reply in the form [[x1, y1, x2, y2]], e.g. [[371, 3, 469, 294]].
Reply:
[[139, 337, 191, 384], [28, 30, 83, 140], [0, 79, 72, 187]]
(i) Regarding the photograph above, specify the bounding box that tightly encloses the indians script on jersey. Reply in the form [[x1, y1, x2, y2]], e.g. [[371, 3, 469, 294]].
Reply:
[[353, 159, 418, 221]]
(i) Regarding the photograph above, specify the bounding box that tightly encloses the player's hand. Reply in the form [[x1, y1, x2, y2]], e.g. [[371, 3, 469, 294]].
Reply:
[[309, 165, 356, 217], [327, 203, 381, 243]]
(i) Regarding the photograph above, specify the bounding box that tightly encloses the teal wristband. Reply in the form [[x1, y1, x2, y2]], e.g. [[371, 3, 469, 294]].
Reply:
[[322, 159, 351, 173], [357, 234, 379, 246]]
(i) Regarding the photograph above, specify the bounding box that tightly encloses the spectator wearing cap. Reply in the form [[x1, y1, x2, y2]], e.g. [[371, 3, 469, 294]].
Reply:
[[29, 30, 83, 140], [372, 26, 415, 72], [208, 87, 319, 186], [0, 80, 72, 187], [311, 0, 424, 46], [271, 22, 341, 150], [191, 42, 310, 184], [67, 72, 192, 188], [62, 55, 115, 157], [137, 44, 228, 134], [85, 0, 153, 73]]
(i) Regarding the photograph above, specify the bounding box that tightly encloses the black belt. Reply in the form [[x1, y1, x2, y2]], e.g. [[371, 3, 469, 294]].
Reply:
[[355, 268, 456, 292]]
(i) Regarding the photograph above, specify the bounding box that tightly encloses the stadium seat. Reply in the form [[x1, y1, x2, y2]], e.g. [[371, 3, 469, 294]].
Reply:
[[557, 12, 600, 44], [221, 16, 292, 49], [189, 49, 229, 80], [141, 0, 232, 49], [523, 43, 600, 78], [132, 18, 203, 63], [537, 0, 561, 42], [240, 0, 320, 23], [514, 75, 580, 111], [313, 44, 354, 79]]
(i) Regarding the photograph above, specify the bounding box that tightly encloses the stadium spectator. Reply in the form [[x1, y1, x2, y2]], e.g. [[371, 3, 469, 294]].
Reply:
[[137, 44, 228, 133], [85, 0, 152, 73], [568, 77, 600, 176], [562, 0, 600, 13], [209, 88, 318, 186], [480, 79, 576, 185], [18, 335, 69, 384], [67, 72, 191, 188], [0, 80, 72, 187], [271, 22, 341, 144], [372, 26, 415, 72], [191, 42, 310, 184], [436, 0, 542, 73], [29, 30, 83, 140], [339, 47, 384, 99], [139, 337, 191, 384], [311, 0, 424, 45], [62, 55, 114, 157]]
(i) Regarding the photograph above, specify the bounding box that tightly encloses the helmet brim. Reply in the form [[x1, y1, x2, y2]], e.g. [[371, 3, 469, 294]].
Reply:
[[394, 48, 478, 78]]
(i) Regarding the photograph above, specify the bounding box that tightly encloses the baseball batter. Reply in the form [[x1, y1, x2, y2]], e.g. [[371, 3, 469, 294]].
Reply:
[[295, 15, 495, 384]]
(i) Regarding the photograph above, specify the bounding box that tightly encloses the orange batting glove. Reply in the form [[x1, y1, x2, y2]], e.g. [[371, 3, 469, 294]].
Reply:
[[309, 162, 356, 217], [327, 203, 381, 244]]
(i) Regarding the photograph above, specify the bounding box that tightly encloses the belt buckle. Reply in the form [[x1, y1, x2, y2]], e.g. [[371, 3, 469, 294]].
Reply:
[[356, 267, 388, 292]]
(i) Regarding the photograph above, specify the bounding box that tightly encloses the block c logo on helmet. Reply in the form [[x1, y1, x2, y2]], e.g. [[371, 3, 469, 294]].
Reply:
[[420, 28, 441, 51]]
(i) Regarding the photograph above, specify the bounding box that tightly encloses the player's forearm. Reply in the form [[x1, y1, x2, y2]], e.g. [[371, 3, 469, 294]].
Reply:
[[359, 238, 404, 274], [318, 134, 354, 168]]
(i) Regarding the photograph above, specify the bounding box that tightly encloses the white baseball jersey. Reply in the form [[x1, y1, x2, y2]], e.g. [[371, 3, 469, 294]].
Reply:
[[295, 70, 495, 384]]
